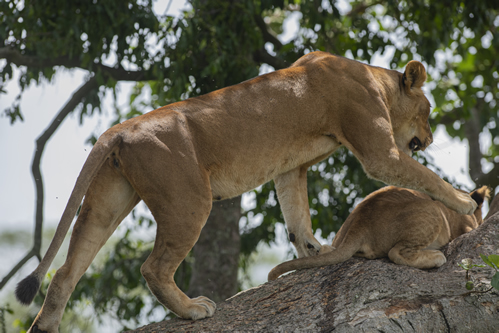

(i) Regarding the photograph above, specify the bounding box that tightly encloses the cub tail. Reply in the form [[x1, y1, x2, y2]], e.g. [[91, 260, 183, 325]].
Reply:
[[470, 186, 490, 224], [15, 132, 121, 305], [268, 241, 358, 281]]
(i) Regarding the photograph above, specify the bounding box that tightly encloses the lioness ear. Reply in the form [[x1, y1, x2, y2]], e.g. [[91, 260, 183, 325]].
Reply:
[[403, 60, 427, 94]]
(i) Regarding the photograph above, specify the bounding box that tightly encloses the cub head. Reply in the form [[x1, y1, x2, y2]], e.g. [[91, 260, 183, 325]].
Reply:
[[392, 60, 433, 156]]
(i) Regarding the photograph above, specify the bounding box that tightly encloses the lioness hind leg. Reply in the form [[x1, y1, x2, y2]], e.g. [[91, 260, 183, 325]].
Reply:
[[140, 201, 216, 320], [30, 161, 139, 333], [388, 243, 446, 269], [135, 167, 215, 320], [118, 129, 216, 320]]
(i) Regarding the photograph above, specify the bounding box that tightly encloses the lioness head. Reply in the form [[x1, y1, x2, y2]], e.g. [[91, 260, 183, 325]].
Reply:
[[392, 61, 433, 156]]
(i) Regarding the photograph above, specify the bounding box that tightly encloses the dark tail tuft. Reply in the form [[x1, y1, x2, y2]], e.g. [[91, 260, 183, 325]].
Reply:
[[15, 274, 41, 305], [471, 191, 484, 206], [470, 186, 491, 207]]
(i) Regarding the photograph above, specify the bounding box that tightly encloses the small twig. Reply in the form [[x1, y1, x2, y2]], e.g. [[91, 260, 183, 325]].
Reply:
[[459, 286, 494, 297]]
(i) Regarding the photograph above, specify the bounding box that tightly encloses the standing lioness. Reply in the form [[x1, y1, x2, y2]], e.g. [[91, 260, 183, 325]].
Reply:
[[268, 186, 489, 281], [16, 52, 476, 332]]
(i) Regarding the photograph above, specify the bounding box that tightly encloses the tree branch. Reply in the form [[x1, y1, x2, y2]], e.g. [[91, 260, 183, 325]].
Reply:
[[0, 249, 37, 290], [253, 48, 288, 70], [0, 77, 100, 291], [253, 15, 283, 51], [485, 192, 499, 220], [475, 164, 499, 190], [464, 103, 484, 183], [127, 214, 499, 332], [0, 47, 156, 82], [347, 0, 384, 17]]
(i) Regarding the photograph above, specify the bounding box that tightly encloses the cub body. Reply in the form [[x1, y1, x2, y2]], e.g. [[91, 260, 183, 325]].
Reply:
[[269, 186, 489, 280]]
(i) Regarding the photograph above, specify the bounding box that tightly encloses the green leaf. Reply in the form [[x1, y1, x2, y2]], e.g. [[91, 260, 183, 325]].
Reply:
[[488, 255, 499, 269], [491, 272, 499, 291], [480, 253, 494, 269]]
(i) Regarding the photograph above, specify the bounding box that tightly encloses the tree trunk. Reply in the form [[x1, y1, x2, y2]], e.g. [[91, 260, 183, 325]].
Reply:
[[187, 196, 241, 303], [129, 212, 499, 332]]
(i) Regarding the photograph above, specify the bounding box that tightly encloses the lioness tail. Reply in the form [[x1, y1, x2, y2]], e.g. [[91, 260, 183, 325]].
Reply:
[[15, 132, 121, 305]]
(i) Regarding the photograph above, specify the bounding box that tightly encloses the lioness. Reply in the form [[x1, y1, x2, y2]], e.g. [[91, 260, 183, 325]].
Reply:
[[268, 186, 489, 281], [16, 52, 476, 332]]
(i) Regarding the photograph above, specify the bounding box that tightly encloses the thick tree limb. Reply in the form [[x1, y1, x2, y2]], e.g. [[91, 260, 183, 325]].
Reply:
[[127, 213, 499, 332], [465, 104, 484, 183], [485, 194, 499, 220], [0, 77, 99, 291]]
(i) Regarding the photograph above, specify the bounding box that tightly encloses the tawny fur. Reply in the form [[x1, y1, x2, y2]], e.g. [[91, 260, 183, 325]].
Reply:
[[16, 52, 477, 333], [268, 186, 490, 281]]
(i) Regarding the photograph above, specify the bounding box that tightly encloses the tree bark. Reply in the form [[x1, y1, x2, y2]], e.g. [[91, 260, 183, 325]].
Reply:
[[187, 196, 241, 303], [128, 212, 499, 333]]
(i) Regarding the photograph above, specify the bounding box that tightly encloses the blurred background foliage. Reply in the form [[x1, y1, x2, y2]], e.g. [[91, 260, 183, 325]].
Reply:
[[1, 0, 498, 331]]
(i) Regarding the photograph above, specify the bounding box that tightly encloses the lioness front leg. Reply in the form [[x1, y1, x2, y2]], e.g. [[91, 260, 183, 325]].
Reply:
[[365, 149, 476, 215], [274, 167, 322, 257], [343, 117, 476, 215]]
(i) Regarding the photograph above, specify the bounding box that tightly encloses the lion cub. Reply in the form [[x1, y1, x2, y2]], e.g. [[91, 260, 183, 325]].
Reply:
[[269, 186, 489, 280]]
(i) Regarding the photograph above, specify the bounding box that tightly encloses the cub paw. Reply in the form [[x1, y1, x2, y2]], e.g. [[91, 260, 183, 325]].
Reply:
[[186, 296, 216, 320], [433, 252, 447, 268]]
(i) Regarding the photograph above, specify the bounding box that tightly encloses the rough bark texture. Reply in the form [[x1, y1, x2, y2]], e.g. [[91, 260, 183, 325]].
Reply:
[[129, 212, 499, 333], [187, 196, 241, 303]]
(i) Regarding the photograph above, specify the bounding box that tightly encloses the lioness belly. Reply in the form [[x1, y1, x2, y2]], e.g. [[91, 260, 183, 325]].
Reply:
[[209, 136, 338, 200]]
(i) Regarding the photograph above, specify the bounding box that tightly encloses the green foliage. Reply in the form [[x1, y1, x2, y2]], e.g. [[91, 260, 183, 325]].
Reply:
[[386, 1, 499, 170], [458, 255, 499, 292], [480, 254, 499, 291], [0, 0, 161, 123], [0, 305, 13, 333], [457, 258, 485, 271]]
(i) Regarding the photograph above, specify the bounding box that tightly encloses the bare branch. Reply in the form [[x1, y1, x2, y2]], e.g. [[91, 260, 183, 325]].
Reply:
[[0, 77, 100, 291], [0, 47, 157, 82], [0, 249, 37, 290]]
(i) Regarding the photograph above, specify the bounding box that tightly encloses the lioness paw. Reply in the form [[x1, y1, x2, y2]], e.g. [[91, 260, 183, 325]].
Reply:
[[289, 232, 322, 258], [187, 296, 216, 320], [319, 245, 335, 254], [455, 191, 478, 215]]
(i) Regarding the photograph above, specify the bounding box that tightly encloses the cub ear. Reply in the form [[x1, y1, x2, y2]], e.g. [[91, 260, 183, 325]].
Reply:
[[403, 60, 427, 94]]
